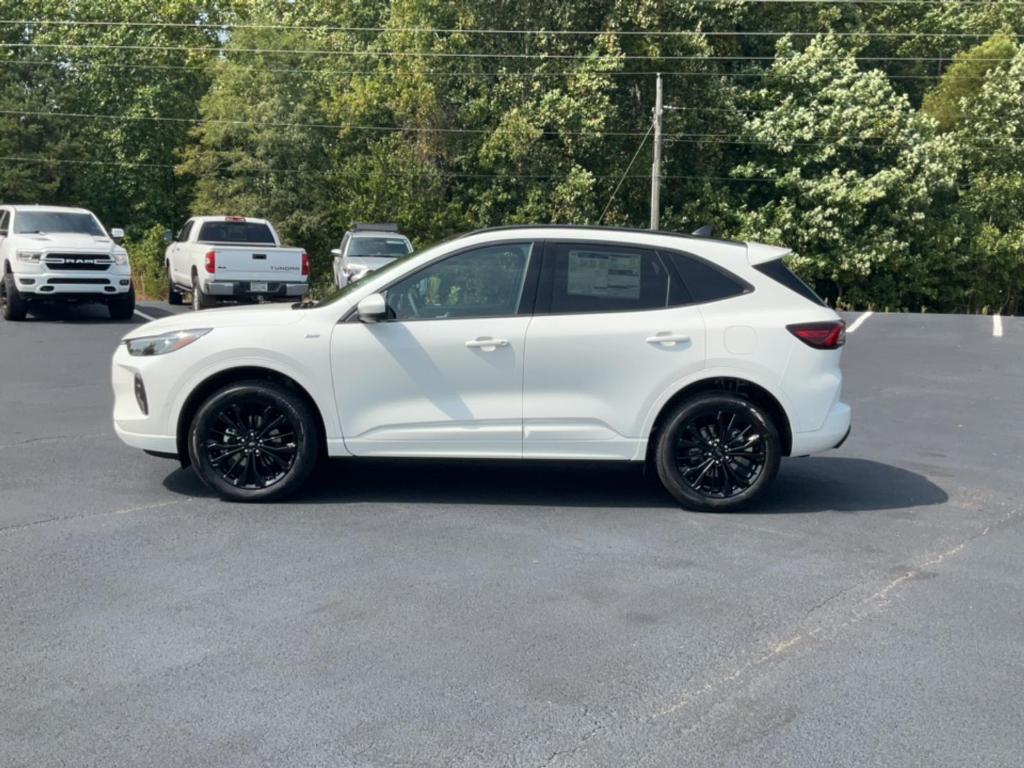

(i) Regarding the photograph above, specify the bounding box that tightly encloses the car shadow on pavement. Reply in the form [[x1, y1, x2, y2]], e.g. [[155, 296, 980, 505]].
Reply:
[[163, 456, 947, 514], [17, 303, 136, 324]]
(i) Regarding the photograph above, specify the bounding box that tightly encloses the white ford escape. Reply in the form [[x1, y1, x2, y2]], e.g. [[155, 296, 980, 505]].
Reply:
[[112, 226, 850, 511]]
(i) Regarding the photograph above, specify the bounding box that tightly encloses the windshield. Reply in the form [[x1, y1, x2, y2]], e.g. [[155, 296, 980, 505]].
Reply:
[[348, 236, 412, 258], [14, 211, 105, 236], [197, 221, 276, 244]]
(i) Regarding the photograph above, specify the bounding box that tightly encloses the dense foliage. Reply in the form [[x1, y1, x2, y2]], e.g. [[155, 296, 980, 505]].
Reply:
[[1, 0, 1021, 312]]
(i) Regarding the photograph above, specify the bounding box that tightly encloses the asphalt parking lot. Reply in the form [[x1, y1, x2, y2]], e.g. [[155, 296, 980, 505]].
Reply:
[[2, 303, 1022, 767]]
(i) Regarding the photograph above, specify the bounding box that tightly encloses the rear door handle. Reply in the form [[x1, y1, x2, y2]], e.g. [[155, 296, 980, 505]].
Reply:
[[646, 332, 691, 346], [465, 337, 509, 351]]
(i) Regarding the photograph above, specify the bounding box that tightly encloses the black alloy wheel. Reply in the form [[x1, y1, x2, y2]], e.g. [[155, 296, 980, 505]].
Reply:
[[655, 393, 781, 512], [189, 380, 319, 501]]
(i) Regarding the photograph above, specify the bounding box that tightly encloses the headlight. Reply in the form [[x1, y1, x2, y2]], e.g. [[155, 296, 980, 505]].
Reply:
[[125, 328, 211, 357], [112, 249, 129, 265], [16, 250, 42, 263]]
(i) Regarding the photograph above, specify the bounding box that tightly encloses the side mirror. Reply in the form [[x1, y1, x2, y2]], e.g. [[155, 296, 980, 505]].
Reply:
[[110, 227, 125, 243], [163, 230, 174, 245], [330, 248, 341, 258], [357, 293, 387, 323]]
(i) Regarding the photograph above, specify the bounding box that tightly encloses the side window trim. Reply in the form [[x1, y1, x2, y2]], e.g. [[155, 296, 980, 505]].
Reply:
[[344, 239, 541, 323]]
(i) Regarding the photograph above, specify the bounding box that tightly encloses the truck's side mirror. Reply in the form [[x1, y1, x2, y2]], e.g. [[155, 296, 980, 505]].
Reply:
[[163, 230, 174, 245], [110, 227, 125, 244], [330, 248, 341, 258], [357, 293, 387, 323]]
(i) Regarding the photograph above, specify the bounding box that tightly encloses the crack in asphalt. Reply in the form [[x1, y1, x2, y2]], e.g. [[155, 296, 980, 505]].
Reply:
[[0, 498, 194, 534], [0, 432, 109, 451]]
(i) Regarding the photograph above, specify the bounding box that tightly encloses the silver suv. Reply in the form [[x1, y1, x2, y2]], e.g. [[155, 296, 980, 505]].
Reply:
[[331, 223, 413, 289]]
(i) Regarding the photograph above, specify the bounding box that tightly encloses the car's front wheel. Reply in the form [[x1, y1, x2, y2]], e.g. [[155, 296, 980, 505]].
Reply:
[[107, 285, 136, 320], [1, 272, 28, 321], [188, 380, 320, 502], [654, 393, 781, 512]]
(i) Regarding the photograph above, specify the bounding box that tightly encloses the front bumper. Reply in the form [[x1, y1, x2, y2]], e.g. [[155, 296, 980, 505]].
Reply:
[[790, 401, 852, 457], [202, 279, 308, 299], [17, 272, 132, 297]]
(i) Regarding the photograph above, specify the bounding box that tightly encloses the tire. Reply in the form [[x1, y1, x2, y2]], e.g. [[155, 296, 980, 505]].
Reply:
[[107, 285, 136, 320], [188, 379, 320, 502], [191, 274, 215, 311], [654, 393, 781, 512], [168, 271, 183, 305], [1, 272, 28, 321]]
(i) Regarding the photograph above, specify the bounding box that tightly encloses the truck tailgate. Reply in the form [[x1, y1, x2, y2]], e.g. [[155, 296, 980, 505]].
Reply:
[[208, 245, 307, 282]]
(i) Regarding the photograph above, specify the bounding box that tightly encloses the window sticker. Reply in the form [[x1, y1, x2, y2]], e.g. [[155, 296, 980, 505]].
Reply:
[[566, 250, 642, 299]]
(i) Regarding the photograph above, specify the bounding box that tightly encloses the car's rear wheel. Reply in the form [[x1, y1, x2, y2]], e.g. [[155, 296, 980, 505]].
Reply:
[[655, 393, 781, 512], [1, 272, 28, 321], [107, 285, 136, 320], [192, 274, 215, 311], [188, 380, 320, 502]]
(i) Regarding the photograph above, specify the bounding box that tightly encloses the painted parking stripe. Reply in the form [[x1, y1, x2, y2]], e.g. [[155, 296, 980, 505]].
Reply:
[[846, 311, 873, 334], [134, 308, 159, 322], [993, 314, 1003, 338]]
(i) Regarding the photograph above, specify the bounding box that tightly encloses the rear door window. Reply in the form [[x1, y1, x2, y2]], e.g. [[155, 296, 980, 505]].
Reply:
[[539, 242, 672, 314]]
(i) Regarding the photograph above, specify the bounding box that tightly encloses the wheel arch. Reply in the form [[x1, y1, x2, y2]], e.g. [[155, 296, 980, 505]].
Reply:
[[645, 376, 793, 460], [175, 366, 329, 466]]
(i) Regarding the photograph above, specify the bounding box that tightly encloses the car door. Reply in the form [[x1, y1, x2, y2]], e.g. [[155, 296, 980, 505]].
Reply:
[[523, 240, 707, 460], [169, 220, 193, 284], [331, 240, 540, 457]]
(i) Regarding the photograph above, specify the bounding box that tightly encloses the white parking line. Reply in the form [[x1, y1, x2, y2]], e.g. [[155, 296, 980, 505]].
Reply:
[[134, 308, 158, 322], [993, 314, 1003, 338], [846, 311, 873, 334]]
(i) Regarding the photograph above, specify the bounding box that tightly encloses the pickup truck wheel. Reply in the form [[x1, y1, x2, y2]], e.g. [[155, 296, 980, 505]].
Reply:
[[107, 285, 136, 320], [168, 271, 183, 305], [654, 393, 781, 512], [188, 380, 320, 502], [191, 275, 215, 311], [1, 273, 28, 321]]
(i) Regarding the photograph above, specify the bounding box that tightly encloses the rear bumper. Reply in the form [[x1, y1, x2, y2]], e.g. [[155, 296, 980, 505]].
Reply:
[[790, 402, 851, 456], [202, 279, 307, 299]]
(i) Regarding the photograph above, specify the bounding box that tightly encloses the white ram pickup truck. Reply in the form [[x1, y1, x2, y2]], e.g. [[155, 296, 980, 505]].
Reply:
[[164, 216, 308, 310], [0, 204, 134, 321]]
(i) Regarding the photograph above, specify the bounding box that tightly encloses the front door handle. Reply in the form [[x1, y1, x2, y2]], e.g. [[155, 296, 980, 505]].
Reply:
[[646, 332, 691, 346], [465, 337, 510, 351]]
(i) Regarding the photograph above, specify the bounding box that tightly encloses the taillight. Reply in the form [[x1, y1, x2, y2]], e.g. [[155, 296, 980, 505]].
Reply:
[[787, 320, 846, 349], [204, 250, 216, 274], [301, 251, 309, 276]]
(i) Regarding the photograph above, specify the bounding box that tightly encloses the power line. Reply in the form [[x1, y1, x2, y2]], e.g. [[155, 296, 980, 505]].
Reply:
[[0, 18, 1016, 35], [4, 109, 1018, 149], [599, 122, 655, 224]]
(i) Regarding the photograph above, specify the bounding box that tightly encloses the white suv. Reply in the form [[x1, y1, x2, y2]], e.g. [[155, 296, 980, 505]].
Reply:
[[112, 226, 850, 511], [1, 205, 135, 321]]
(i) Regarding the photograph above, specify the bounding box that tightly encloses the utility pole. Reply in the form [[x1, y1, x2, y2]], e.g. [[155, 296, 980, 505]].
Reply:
[[650, 72, 663, 231]]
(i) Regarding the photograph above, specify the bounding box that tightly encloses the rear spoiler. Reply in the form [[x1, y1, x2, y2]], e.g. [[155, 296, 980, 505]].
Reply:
[[746, 241, 791, 265]]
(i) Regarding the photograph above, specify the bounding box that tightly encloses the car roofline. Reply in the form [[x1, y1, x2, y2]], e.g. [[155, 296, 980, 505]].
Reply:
[[451, 224, 746, 248]]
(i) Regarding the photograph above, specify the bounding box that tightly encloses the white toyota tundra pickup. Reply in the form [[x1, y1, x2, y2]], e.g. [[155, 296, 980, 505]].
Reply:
[[0, 204, 135, 321], [164, 216, 308, 310]]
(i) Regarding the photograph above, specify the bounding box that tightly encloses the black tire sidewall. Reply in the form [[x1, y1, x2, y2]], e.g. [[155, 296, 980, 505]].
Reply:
[[168, 271, 182, 305], [108, 285, 136, 320], [2, 273, 28, 321], [655, 393, 781, 512], [188, 380, 320, 502]]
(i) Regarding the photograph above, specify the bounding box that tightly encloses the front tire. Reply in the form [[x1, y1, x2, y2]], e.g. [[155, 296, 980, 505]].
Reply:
[[1, 272, 28, 321], [654, 393, 781, 512], [188, 380, 320, 502], [107, 285, 136, 320], [168, 271, 183, 305]]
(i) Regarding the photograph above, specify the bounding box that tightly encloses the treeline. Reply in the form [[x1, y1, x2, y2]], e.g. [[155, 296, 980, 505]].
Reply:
[[1, 0, 1022, 312]]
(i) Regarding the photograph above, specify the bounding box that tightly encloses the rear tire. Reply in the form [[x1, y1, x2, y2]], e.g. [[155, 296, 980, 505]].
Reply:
[[188, 379, 320, 502], [168, 271, 183, 305], [654, 393, 781, 512], [192, 274, 215, 311], [107, 285, 136, 320], [1, 272, 28, 321]]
